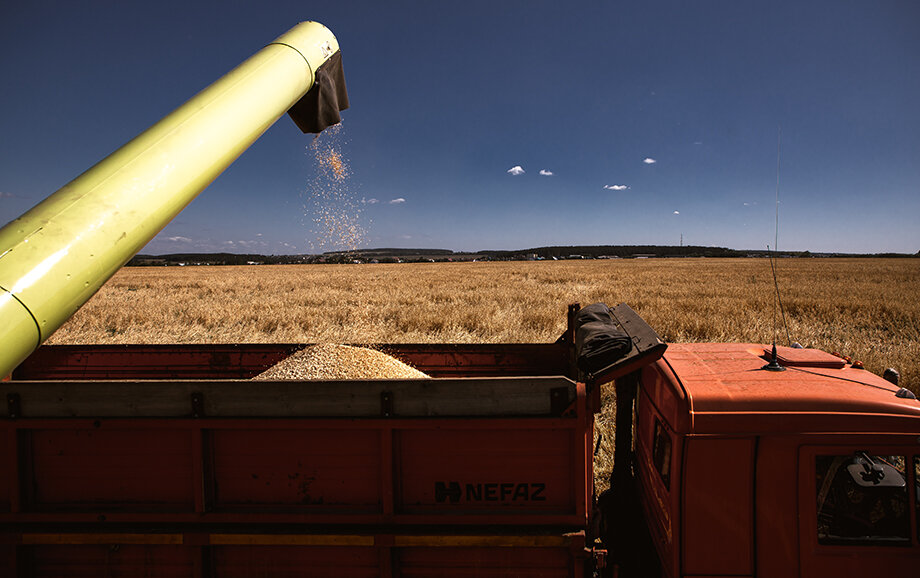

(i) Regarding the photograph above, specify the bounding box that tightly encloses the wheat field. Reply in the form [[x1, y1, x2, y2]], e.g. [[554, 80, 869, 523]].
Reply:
[[49, 258, 920, 393]]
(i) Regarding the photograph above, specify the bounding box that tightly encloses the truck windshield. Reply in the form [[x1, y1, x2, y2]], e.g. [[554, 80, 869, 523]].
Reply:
[[815, 454, 910, 545]]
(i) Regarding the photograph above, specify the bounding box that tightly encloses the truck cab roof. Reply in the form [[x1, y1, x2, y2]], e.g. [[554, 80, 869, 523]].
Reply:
[[648, 343, 920, 436]]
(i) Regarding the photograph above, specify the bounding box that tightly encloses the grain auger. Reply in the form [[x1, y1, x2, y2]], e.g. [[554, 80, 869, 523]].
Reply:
[[0, 22, 348, 377]]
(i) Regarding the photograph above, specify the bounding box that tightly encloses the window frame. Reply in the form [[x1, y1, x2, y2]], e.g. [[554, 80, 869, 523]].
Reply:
[[652, 417, 673, 490], [800, 444, 919, 550]]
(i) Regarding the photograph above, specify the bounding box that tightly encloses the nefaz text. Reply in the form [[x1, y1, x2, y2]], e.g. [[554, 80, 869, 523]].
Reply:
[[434, 481, 546, 504]]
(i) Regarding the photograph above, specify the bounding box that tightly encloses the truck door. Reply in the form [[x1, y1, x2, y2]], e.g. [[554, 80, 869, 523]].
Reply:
[[799, 445, 920, 575]]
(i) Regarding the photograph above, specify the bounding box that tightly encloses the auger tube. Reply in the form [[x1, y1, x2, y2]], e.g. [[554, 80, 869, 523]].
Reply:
[[0, 22, 347, 377]]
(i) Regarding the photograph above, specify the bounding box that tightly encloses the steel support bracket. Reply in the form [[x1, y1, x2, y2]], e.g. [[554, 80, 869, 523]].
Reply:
[[592, 547, 608, 569]]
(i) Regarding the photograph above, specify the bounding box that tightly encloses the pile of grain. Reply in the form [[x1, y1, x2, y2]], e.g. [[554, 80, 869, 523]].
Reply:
[[254, 344, 429, 380]]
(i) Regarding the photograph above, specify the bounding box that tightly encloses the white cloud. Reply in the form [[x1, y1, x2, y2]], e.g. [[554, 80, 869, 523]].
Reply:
[[237, 240, 266, 249], [363, 197, 379, 204], [603, 184, 629, 191], [673, 211, 680, 215], [389, 198, 406, 204], [0, 191, 14, 198], [643, 157, 657, 164], [166, 236, 192, 243], [507, 165, 525, 176], [539, 169, 553, 176], [693, 141, 703, 145], [256, 233, 263, 237]]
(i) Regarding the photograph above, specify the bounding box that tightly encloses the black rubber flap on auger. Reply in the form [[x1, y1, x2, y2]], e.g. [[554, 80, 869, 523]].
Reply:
[[574, 303, 667, 385], [575, 303, 632, 374], [288, 50, 349, 134]]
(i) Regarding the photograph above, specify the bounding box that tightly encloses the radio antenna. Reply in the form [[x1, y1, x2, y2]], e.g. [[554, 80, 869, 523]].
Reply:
[[763, 127, 789, 371], [774, 127, 781, 259]]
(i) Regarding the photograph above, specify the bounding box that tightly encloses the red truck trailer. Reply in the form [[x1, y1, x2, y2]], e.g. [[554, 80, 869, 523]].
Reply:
[[2, 303, 918, 577], [1, 302, 651, 577]]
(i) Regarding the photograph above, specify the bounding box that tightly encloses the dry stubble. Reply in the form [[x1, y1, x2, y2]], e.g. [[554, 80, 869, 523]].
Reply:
[[50, 259, 920, 391]]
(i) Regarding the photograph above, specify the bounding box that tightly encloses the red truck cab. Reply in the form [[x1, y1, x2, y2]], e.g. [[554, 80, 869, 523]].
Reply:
[[630, 342, 920, 577]]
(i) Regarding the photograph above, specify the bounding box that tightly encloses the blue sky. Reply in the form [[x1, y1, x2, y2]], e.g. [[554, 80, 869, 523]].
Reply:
[[1, 1, 918, 254]]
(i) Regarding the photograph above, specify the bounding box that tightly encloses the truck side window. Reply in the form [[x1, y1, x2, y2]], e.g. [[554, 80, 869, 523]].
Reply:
[[815, 454, 910, 545], [652, 418, 671, 489]]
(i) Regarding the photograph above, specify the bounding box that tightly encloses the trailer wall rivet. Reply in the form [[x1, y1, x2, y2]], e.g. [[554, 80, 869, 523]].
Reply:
[[381, 391, 393, 417], [6, 393, 20, 419]]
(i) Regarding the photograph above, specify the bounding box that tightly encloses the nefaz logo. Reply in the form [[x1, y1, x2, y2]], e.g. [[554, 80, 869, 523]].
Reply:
[[434, 481, 546, 503]]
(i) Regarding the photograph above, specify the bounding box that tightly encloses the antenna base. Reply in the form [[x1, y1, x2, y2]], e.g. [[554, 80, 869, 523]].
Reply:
[[761, 359, 787, 372], [762, 343, 787, 372]]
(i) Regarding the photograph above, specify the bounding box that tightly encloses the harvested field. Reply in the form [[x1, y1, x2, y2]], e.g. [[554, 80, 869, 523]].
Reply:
[[49, 258, 920, 393], [254, 344, 428, 380]]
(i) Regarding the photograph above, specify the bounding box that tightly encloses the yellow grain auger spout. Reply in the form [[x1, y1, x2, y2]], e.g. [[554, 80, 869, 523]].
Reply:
[[0, 22, 348, 377]]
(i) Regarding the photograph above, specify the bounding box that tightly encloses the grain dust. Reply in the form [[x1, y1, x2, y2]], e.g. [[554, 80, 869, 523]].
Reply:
[[305, 123, 367, 252], [254, 344, 429, 380], [321, 149, 347, 181]]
